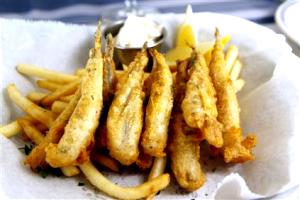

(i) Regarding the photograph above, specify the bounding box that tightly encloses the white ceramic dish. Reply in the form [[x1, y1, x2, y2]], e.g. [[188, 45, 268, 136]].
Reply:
[[275, 0, 300, 47]]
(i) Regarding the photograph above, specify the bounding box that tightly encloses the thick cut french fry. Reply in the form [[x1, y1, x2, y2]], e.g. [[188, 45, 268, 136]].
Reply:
[[233, 79, 245, 93], [230, 60, 242, 81], [51, 101, 68, 114], [27, 92, 47, 103], [224, 45, 238, 73], [36, 80, 62, 91], [41, 79, 80, 107], [59, 94, 74, 102], [17, 64, 78, 84], [7, 84, 55, 128], [79, 161, 170, 200], [146, 156, 167, 200], [0, 121, 22, 138], [91, 152, 120, 172], [25, 90, 81, 171]]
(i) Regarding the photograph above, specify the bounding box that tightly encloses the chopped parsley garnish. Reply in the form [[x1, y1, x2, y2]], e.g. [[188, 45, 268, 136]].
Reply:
[[18, 144, 34, 155]]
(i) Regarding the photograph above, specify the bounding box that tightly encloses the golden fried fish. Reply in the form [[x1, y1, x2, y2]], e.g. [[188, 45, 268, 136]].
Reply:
[[141, 49, 174, 157]]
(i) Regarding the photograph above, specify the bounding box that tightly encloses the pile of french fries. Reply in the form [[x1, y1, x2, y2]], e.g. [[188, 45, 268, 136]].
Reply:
[[0, 23, 256, 200]]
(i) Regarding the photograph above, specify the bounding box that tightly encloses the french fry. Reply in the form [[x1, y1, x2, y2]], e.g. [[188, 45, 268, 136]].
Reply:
[[79, 161, 170, 200], [61, 166, 80, 177], [230, 59, 242, 81], [7, 84, 55, 128], [59, 94, 74, 102], [0, 121, 22, 138], [224, 45, 238, 73], [36, 80, 62, 91], [17, 64, 78, 84], [51, 101, 68, 114], [27, 92, 47, 103], [17, 119, 45, 145], [233, 79, 245, 93], [146, 156, 167, 200], [91, 152, 120, 172], [41, 79, 80, 107], [75, 68, 86, 77]]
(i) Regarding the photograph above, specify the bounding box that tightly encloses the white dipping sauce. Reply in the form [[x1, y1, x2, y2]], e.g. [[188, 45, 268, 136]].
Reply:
[[116, 15, 162, 48]]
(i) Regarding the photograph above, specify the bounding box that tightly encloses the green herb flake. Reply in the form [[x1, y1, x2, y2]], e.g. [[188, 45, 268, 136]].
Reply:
[[18, 144, 34, 155], [37, 167, 49, 179]]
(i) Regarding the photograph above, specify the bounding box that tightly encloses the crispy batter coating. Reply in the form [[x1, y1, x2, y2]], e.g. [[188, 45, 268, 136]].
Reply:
[[174, 60, 189, 110], [181, 52, 223, 147], [45, 23, 103, 167], [209, 29, 256, 163], [169, 113, 206, 191], [106, 49, 148, 165], [141, 49, 174, 157], [103, 34, 116, 106]]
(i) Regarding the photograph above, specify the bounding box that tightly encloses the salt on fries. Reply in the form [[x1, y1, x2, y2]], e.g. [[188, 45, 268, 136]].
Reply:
[[0, 22, 256, 199]]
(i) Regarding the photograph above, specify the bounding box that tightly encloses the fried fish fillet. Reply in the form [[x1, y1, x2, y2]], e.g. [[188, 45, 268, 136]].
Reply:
[[209, 29, 256, 163], [107, 49, 148, 165], [181, 52, 223, 147], [141, 49, 174, 157], [169, 113, 206, 191], [103, 34, 116, 106], [45, 23, 103, 167]]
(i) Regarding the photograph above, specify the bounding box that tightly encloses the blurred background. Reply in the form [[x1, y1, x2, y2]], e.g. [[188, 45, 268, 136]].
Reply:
[[0, 0, 299, 55], [0, 0, 281, 24]]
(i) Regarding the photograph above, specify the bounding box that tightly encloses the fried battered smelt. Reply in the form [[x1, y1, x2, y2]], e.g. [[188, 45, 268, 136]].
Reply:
[[25, 90, 81, 170], [174, 60, 189, 109], [103, 34, 116, 106], [209, 29, 256, 163], [45, 23, 103, 167], [181, 52, 223, 147], [141, 49, 174, 157], [169, 113, 206, 191], [107, 49, 148, 165]]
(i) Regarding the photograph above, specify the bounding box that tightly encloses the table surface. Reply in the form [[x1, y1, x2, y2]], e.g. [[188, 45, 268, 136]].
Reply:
[[0, 0, 299, 199]]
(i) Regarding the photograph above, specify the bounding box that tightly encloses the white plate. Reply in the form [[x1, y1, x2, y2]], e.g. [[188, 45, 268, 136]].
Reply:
[[275, 0, 300, 47]]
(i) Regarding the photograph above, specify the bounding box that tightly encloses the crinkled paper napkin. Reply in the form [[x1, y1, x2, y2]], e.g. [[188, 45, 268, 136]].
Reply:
[[1, 13, 300, 199]]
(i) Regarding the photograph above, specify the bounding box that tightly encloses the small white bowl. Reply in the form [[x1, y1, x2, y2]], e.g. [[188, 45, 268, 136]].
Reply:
[[275, 0, 300, 47]]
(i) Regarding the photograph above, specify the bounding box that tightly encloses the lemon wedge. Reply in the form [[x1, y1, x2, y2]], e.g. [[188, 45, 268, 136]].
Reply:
[[165, 47, 193, 64], [175, 5, 197, 48]]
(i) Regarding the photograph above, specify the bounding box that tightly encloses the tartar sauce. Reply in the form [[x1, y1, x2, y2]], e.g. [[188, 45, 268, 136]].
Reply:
[[116, 15, 163, 48]]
